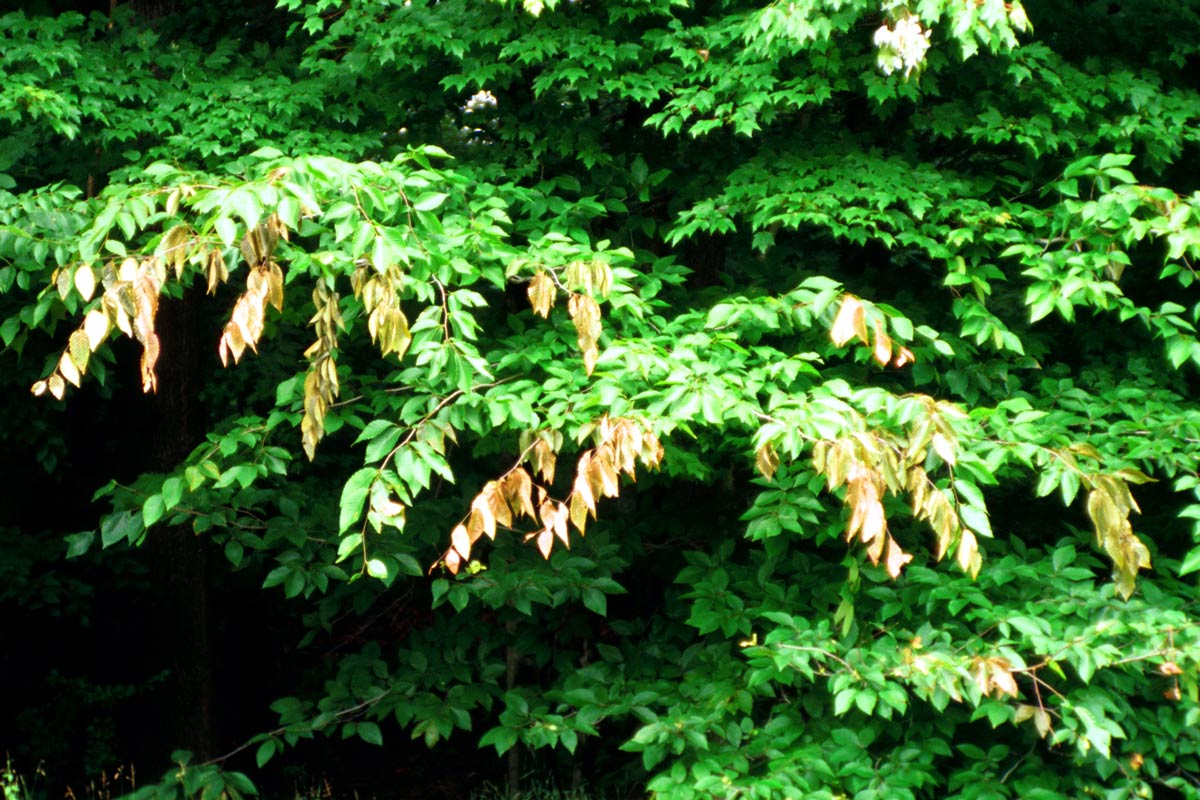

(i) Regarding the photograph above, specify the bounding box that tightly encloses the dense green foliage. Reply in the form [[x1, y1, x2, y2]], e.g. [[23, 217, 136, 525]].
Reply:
[[3, 0, 1200, 797]]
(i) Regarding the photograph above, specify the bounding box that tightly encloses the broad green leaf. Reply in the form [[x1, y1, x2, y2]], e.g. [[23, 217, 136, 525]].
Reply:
[[412, 192, 448, 212], [339, 468, 377, 533]]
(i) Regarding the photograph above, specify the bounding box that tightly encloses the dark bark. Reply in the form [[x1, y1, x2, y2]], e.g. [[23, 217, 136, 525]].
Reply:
[[142, 286, 215, 759], [505, 618, 521, 799]]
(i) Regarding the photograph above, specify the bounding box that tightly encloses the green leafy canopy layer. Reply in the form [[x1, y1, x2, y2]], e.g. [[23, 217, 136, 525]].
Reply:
[[3, 0, 1200, 797]]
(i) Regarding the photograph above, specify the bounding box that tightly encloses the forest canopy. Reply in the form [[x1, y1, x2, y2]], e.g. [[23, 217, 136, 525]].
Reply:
[[2, 0, 1200, 798]]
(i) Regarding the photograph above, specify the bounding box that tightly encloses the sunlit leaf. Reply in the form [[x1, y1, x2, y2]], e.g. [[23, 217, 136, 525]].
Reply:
[[73, 264, 96, 301], [527, 271, 556, 318], [755, 440, 779, 480], [830, 295, 866, 348]]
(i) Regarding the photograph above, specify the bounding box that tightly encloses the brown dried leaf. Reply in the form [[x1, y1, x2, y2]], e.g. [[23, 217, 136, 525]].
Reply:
[[537, 498, 561, 539], [824, 439, 854, 490], [470, 490, 498, 540], [581, 340, 598, 374], [367, 307, 382, 342], [550, 501, 570, 547], [527, 271, 556, 318], [229, 290, 265, 357], [846, 464, 884, 546], [133, 272, 159, 345], [907, 466, 928, 508], [240, 226, 261, 266], [573, 465, 597, 518], [536, 528, 554, 559], [957, 528, 981, 577], [445, 546, 462, 575], [641, 430, 664, 469], [1086, 482, 1151, 598], [872, 319, 892, 366], [531, 439, 557, 484], [923, 489, 954, 556], [486, 484, 512, 530], [593, 447, 620, 498], [1033, 708, 1052, 738], [989, 659, 1019, 698], [246, 267, 267, 302], [389, 310, 411, 360], [301, 373, 326, 461], [48, 374, 65, 400], [564, 260, 589, 293], [106, 291, 133, 338], [219, 320, 246, 366], [884, 534, 911, 578], [811, 440, 827, 475], [268, 261, 285, 312], [591, 261, 613, 298], [972, 657, 990, 697], [1086, 487, 1117, 543], [207, 248, 228, 295], [893, 346, 915, 368], [755, 441, 779, 480], [569, 491, 589, 535], [830, 295, 866, 348], [451, 524, 471, 561], [159, 225, 191, 277], [140, 332, 160, 393], [504, 468, 537, 519], [568, 293, 602, 375]]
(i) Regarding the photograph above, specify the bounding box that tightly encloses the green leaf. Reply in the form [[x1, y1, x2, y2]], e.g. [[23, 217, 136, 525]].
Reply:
[[412, 192, 448, 212], [101, 509, 143, 547], [1179, 547, 1200, 577], [223, 772, 258, 796], [254, 739, 277, 769], [337, 532, 363, 562], [833, 689, 855, 716], [214, 216, 238, 248], [582, 587, 607, 616], [960, 504, 993, 538], [479, 726, 520, 755], [65, 531, 95, 558], [358, 721, 384, 746], [339, 468, 377, 533], [161, 476, 184, 510]]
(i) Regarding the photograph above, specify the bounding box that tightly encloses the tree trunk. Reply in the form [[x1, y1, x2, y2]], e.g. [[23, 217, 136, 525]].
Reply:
[[144, 287, 214, 759], [505, 619, 520, 799]]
